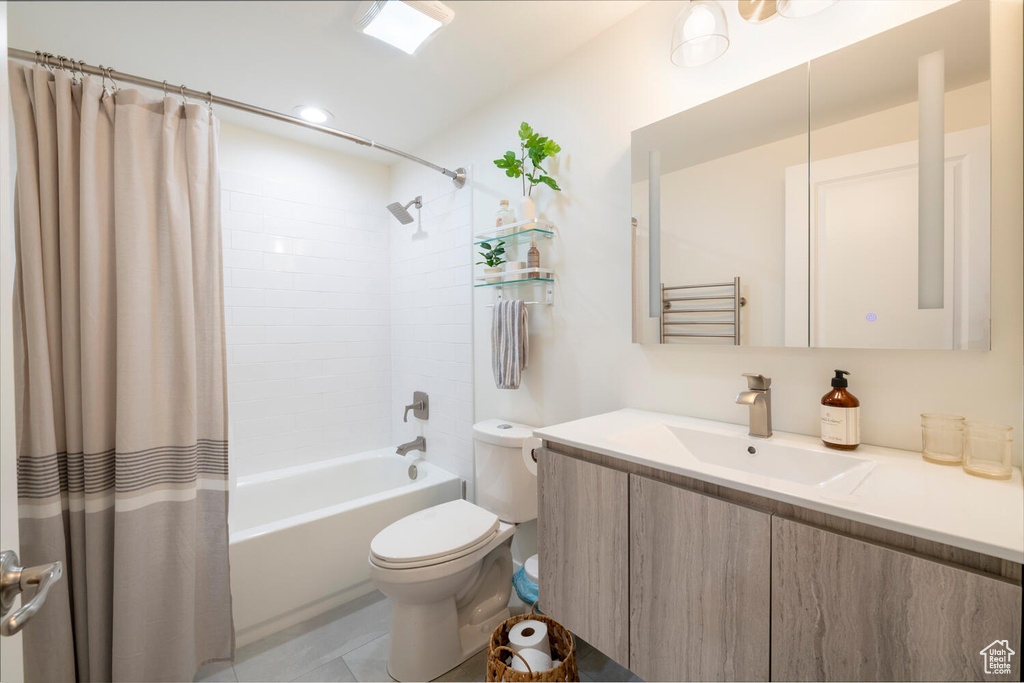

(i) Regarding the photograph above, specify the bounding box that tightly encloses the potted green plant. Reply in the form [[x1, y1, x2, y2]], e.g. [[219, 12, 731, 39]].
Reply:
[[476, 241, 507, 283], [493, 122, 561, 221]]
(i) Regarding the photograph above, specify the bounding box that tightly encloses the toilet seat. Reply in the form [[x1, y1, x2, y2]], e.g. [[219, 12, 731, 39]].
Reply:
[[371, 499, 500, 569]]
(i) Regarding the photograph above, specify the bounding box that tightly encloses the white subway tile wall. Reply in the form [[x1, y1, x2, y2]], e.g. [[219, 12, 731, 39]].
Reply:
[[389, 175, 476, 499], [220, 130, 393, 479]]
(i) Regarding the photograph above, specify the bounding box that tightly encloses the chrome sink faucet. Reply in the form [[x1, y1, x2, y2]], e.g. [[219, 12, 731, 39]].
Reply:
[[396, 436, 426, 456], [735, 373, 772, 438]]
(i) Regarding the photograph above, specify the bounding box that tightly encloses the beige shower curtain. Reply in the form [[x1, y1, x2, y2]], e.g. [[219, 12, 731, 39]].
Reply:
[[8, 63, 233, 682]]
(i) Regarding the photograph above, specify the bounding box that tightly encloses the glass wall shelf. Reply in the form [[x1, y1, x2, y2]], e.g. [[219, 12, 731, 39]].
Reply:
[[477, 276, 555, 306], [474, 268, 555, 287], [474, 218, 555, 245], [474, 276, 554, 288]]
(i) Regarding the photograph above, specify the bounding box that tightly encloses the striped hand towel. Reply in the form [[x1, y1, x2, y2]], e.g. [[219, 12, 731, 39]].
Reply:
[[491, 299, 529, 389]]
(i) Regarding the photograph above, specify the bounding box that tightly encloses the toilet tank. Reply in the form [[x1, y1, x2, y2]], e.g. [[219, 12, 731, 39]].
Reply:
[[473, 419, 540, 523]]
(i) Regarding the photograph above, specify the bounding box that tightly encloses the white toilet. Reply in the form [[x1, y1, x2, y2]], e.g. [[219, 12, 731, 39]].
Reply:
[[369, 419, 539, 682]]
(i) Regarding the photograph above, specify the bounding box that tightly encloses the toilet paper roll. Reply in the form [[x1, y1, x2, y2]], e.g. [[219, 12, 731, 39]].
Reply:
[[510, 647, 553, 673], [508, 619, 548, 653], [522, 436, 542, 476]]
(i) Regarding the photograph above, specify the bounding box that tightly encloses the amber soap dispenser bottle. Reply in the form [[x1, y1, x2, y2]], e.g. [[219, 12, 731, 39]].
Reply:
[[821, 370, 860, 450]]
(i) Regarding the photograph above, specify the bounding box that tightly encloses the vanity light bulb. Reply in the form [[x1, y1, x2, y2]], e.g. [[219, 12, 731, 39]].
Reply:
[[683, 5, 717, 41], [671, 0, 730, 68]]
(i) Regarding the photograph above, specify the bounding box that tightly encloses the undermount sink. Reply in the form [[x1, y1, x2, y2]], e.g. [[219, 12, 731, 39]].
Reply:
[[608, 423, 875, 495]]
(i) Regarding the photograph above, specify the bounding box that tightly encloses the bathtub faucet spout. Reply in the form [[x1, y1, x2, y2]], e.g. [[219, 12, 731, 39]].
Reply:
[[396, 436, 426, 456]]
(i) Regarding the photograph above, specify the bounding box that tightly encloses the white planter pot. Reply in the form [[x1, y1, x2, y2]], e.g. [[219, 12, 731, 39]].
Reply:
[[484, 266, 503, 284], [519, 197, 536, 221]]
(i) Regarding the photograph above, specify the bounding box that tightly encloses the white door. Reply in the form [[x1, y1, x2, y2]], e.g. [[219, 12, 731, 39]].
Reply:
[[1, 3, 27, 681], [784, 126, 991, 350]]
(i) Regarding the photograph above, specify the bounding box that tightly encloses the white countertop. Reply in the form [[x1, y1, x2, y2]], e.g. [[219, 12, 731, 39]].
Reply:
[[535, 409, 1024, 564]]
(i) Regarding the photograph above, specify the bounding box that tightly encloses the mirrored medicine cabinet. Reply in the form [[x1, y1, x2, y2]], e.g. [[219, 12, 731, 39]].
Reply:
[[631, 0, 991, 350]]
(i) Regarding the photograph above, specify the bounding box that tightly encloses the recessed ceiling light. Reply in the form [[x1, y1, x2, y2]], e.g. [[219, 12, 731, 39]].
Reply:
[[353, 1, 455, 55], [292, 106, 334, 124]]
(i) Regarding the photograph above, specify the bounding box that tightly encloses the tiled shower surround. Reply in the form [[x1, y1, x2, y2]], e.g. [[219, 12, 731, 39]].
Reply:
[[217, 123, 475, 491], [219, 124, 394, 479], [389, 173, 476, 498]]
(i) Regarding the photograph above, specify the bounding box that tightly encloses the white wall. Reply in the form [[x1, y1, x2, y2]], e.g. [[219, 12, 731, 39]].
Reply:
[[388, 172, 476, 498], [218, 123, 394, 478], [393, 0, 1023, 465]]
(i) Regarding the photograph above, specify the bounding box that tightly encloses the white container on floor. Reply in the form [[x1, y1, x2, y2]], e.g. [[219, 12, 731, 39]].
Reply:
[[524, 554, 539, 584]]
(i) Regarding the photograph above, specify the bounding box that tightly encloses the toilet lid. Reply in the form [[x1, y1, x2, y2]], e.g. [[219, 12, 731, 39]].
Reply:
[[370, 499, 500, 565]]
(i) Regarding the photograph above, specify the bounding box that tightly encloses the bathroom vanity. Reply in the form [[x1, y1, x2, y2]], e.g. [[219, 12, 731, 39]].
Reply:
[[535, 410, 1023, 682]]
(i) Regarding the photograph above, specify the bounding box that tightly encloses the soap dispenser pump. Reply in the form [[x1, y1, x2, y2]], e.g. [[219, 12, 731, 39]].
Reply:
[[821, 370, 860, 450]]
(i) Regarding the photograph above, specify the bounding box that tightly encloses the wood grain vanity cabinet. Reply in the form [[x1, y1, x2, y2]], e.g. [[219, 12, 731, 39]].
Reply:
[[630, 475, 771, 682], [538, 444, 1023, 682], [771, 516, 1022, 681], [537, 449, 629, 665]]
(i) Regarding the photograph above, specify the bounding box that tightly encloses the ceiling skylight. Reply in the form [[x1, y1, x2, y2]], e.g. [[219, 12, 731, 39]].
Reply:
[[354, 1, 455, 55]]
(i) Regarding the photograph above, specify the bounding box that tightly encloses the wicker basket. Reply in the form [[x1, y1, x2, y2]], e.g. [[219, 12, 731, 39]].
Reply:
[[485, 604, 579, 682]]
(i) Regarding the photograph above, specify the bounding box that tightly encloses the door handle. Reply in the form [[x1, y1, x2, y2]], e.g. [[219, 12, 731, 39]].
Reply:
[[1, 550, 63, 636]]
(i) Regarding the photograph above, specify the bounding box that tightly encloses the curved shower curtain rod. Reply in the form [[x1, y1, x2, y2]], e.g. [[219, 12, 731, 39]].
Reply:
[[8, 48, 467, 189]]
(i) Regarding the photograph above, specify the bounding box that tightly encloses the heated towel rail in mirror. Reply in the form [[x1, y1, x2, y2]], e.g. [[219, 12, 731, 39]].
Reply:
[[660, 279, 745, 346]]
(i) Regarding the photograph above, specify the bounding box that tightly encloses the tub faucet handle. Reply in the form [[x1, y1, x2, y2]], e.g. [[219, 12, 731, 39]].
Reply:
[[403, 391, 429, 423]]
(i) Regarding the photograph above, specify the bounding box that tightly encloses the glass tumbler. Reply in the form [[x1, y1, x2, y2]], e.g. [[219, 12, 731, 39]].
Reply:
[[963, 421, 1013, 480], [921, 414, 965, 465]]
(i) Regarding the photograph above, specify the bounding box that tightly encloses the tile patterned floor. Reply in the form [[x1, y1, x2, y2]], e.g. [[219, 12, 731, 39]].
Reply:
[[196, 591, 641, 682]]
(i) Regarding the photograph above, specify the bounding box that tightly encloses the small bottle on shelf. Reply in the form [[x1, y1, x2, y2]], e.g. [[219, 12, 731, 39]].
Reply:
[[495, 199, 516, 235], [527, 236, 541, 277]]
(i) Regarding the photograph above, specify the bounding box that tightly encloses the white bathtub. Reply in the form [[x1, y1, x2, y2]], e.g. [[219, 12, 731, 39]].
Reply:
[[229, 448, 462, 646]]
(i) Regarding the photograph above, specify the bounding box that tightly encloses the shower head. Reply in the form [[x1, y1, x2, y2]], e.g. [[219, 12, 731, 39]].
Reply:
[[386, 196, 423, 225]]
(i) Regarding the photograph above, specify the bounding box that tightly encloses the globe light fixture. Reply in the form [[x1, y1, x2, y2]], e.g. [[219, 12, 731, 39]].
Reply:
[[671, 0, 730, 68]]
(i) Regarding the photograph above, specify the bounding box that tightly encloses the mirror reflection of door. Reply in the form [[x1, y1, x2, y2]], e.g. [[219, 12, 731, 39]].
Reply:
[[799, 0, 991, 350], [786, 127, 989, 350]]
